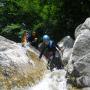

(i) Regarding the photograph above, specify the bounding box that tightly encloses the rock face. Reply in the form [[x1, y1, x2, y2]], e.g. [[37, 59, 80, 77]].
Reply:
[[0, 36, 33, 73], [75, 24, 82, 38], [69, 18, 90, 87], [0, 36, 47, 89], [58, 36, 74, 65], [75, 18, 90, 38]]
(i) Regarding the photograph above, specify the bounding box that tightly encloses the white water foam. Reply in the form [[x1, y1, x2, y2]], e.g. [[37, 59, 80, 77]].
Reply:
[[29, 69, 67, 90]]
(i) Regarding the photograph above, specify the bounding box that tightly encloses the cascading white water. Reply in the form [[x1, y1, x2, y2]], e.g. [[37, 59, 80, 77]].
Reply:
[[22, 44, 67, 90], [12, 69, 67, 90], [0, 35, 68, 90], [11, 44, 67, 90], [29, 69, 67, 90]]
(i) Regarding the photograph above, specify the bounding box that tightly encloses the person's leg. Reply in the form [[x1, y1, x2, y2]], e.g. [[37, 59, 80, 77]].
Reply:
[[54, 50, 64, 69]]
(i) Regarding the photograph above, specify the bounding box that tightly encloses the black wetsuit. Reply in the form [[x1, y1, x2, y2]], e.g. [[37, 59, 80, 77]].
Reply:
[[39, 40, 64, 70], [28, 35, 38, 48]]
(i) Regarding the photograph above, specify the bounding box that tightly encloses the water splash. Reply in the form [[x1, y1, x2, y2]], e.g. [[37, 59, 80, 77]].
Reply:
[[12, 69, 67, 90], [29, 69, 67, 90]]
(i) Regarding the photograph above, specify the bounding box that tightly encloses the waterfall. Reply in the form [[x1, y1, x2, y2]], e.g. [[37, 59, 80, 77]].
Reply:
[[29, 69, 67, 90], [15, 44, 67, 90], [12, 69, 67, 90], [0, 41, 67, 90]]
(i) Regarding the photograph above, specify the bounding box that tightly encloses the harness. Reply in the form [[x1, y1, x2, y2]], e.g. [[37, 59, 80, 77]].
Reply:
[[49, 40, 53, 48]]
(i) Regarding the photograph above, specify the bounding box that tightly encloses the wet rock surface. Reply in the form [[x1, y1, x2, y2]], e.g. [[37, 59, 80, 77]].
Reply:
[[0, 36, 47, 90], [69, 18, 90, 87], [58, 36, 74, 65]]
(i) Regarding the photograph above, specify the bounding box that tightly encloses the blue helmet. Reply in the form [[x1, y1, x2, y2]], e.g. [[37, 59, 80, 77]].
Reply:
[[43, 35, 50, 42]]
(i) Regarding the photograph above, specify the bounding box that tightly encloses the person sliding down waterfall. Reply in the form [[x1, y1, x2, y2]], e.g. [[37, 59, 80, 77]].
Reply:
[[39, 35, 64, 70]]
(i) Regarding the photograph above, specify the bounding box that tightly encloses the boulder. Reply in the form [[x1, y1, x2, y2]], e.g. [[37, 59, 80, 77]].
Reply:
[[0, 36, 47, 89], [0, 36, 33, 73], [70, 30, 90, 87], [76, 76, 90, 87], [75, 18, 90, 38], [75, 24, 82, 38], [58, 36, 74, 65], [58, 36, 74, 49], [82, 87, 90, 90]]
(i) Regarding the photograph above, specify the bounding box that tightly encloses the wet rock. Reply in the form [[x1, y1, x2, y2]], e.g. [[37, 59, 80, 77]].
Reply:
[[67, 18, 90, 88], [75, 18, 90, 38], [75, 24, 82, 38], [76, 76, 90, 87], [70, 30, 90, 87], [71, 30, 90, 63], [0, 36, 47, 89], [58, 36, 74, 65], [0, 36, 33, 71], [58, 36, 74, 49], [82, 87, 90, 90]]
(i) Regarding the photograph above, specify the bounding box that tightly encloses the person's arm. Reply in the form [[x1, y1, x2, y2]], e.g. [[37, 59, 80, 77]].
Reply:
[[28, 35, 32, 42], [56, 44, 64, 53], [39, 44, 45, 59]]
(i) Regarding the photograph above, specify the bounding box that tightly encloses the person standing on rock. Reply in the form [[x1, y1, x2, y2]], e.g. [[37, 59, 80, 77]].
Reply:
[[28, 31, 38, 48], [39, 34, 64, 70], [21, 31, 28, 47]]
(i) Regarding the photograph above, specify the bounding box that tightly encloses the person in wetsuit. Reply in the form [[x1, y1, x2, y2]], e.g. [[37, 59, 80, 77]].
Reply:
[[39, 35, 64, 70]]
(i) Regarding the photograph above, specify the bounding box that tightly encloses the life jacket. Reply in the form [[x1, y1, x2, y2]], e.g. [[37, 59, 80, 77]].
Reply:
[[47, 40, 56, 51], [43, 40, 56, 59], [39, 40, 58, 59]]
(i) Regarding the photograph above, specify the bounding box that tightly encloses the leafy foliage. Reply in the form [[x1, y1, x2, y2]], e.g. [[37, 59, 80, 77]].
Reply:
[[0, 0, 90, 42], [1, 24, 24, 42]]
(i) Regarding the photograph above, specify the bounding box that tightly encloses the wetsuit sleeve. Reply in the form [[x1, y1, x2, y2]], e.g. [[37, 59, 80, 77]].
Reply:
[[52, 41, 61, 50], [55, 44, 64, 53], [56, 44, 61, 50], [39, 44, 45, 59], [52, 41, 62, 52], [28, 35, 32, 42]]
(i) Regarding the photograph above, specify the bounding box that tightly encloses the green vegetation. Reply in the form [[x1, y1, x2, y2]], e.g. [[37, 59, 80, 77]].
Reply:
[[0, 0, 90, 42]]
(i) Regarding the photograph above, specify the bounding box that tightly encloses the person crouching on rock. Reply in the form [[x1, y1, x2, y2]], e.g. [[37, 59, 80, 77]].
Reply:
[[39, 34, 64, 70]]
